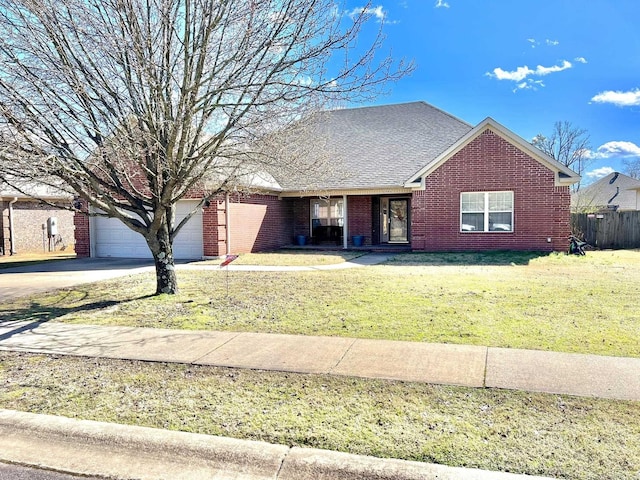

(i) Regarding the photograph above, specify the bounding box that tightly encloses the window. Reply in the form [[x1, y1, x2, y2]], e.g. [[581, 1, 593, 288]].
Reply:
[[311, 198, 344, 227], [461, 191, 513, 232]]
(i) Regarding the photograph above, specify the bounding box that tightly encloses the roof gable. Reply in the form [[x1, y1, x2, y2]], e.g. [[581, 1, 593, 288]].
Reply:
[[405, 117, 581, 188], [572, 171, 640, 211]]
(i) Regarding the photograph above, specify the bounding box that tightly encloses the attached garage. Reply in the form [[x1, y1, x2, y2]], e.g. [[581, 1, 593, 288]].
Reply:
[[91, 201, 204, 259]]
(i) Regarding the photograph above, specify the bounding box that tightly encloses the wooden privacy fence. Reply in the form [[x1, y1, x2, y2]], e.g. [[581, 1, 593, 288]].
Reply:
[[571, 211, 640, 249]]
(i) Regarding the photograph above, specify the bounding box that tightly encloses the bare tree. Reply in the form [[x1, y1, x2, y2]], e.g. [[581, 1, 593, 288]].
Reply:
[[532, 121, 591, 190], [0, 0, 411, 294], [623, 158, 640, 179]]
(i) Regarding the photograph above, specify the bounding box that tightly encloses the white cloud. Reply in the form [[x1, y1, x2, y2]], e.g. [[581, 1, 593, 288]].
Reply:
[[535, 60, 572, 75], [348, 5, 386, 21], [514, 79, 545, 92], [546, 39, 559, 46], [487, 60, 573, 90], [435, 0, 450, 8], [574, 57, 587, 64], [585, 167, 615, 179], [491, 65, 534, 82], [592, 141, 640, 158], [591, 88, 640, 107]]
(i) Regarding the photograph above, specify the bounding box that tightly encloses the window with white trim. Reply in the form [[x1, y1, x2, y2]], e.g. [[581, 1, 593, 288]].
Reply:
[[461, 191, 513, 232], [311, 198, 344, 227]]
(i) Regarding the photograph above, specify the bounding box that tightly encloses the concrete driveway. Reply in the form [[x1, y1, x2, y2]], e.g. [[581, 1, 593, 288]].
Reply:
[[0, 258, 155, 300]]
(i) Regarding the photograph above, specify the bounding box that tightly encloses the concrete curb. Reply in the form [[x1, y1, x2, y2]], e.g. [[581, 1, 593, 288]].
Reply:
[[0, 409, 554, 480]]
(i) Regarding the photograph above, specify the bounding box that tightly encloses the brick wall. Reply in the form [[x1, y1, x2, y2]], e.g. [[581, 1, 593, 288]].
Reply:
[[291, 198, 310, 237], [73, 200, 90, 257], [202, 198, 226, 257], [411, 129, 571, 252], [202, 193, 294, 256], [347, 196, 372, 245], [1, 199, 75, 255], [229, 194, 293, 254]]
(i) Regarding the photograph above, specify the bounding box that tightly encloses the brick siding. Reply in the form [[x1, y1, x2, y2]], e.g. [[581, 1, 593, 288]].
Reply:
[[228, 194, 293, 254], [411, 129, 571, 252], [1, 199, 75, 255], [347, 196, 373, 245], [73, 199, 90, 257]]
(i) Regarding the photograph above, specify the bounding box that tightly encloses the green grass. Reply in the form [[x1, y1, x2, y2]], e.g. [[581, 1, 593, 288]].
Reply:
[[1, 352, 638, 480], [2, 250, 638, 357], [193, 249, 365, 266]]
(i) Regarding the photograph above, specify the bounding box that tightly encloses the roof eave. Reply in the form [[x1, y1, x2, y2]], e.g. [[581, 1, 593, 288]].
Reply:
[[279, 185, 412, 198]]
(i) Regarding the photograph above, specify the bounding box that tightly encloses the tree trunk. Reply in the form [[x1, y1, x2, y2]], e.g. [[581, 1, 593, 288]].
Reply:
[[147, 225, 178, 295]]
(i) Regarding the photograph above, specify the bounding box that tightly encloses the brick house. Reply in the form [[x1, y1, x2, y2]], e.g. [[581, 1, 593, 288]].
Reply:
[[1, 181, 75, 255], [75, 102, 579, 258]]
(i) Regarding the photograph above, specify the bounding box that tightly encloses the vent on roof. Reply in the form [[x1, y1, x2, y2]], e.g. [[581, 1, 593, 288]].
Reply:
[[609, 172, 619, 184]]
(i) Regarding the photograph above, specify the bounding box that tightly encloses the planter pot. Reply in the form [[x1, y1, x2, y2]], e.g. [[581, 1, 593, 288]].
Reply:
[[352, 235, 365, 247]]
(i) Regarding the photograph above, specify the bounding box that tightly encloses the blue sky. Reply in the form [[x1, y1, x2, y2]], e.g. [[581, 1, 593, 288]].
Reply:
[[346, 0, 640, 184]]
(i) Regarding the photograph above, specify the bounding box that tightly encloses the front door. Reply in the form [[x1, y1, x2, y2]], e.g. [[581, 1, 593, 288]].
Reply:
[[379, 198, 409, 244]]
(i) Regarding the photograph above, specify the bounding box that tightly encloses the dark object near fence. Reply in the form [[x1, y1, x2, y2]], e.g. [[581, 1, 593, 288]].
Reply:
[[569, 235, 588, 256], [571, 211, 640, 249]]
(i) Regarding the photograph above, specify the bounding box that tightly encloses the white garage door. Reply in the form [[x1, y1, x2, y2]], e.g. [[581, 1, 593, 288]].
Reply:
[[93, 201, 203, 259]]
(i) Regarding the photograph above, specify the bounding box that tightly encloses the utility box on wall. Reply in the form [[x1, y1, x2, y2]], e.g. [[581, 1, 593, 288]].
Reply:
[[46, 217, 58, 238]]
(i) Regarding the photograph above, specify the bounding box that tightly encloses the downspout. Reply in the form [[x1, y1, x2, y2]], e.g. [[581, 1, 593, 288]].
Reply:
[[8, 197, 17, 255], [225, 193, 231, 256], [342, 194, 348, 250]]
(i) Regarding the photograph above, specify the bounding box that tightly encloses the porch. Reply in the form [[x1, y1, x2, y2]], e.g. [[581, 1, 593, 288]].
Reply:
[[290, 194, 413, 250]]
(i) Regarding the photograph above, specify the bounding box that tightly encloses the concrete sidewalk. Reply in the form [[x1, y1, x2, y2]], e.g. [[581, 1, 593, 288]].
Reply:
[[1, 322, 639, 480], [1, 321, 639, 401]]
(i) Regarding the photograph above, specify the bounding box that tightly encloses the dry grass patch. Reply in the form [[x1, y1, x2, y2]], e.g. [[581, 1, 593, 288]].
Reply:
[[193, 250, 364, 266], [1, 352, 638, 480]]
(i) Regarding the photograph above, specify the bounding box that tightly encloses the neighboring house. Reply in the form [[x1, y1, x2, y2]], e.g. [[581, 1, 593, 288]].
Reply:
[[1, 180, 75, 255], [74, 101, 580, 259], [571, 172, 640, 212]]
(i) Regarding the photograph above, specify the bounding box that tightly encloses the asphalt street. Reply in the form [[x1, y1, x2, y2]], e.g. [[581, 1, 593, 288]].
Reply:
[[0, 462, 107, 480], [0, 258, 154, 300]]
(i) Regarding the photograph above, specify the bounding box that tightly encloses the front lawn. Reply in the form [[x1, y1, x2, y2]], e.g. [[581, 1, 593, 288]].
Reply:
[[1, 250, 639, 357]]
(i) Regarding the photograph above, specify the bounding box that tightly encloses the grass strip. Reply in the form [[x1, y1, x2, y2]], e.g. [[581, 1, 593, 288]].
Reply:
[[0, 352, 638, 480]]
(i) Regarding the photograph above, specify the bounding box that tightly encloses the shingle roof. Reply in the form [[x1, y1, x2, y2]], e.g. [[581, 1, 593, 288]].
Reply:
[[275, 102, 472, 191], [0, 177, 72, 199], [572, 172, 640, 211]]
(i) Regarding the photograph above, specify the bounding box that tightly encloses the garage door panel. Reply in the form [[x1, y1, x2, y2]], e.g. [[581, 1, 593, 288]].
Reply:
[[93, 201, 203, 259]]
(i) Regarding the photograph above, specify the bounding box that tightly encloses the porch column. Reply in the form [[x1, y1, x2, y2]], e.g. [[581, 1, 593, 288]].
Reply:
[[343, 194, 348, 250], [225, 193, 231, 255]]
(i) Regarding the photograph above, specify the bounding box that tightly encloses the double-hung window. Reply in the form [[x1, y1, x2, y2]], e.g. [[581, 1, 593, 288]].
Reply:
[[311, 198, 344, 227], [461, 191, 513, 232]]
